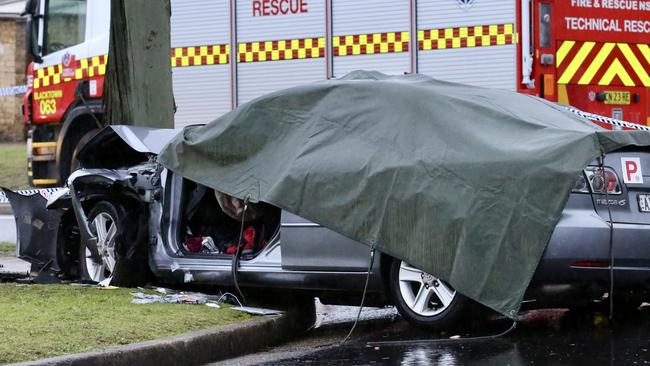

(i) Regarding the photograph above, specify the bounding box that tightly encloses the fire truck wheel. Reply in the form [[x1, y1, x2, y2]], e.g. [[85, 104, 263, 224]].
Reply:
[[69, 129, 98, 176], [59, 122, 98, 183], [79, 201, 148, 286], [389, 259, 471, 330]]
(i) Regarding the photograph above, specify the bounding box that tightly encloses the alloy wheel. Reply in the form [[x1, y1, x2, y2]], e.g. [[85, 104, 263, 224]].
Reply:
[[85, 212, 118, 282], [398, 261, 457, 317]]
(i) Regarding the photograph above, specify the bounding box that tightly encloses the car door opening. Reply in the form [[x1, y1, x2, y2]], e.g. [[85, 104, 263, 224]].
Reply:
[[180, 179, 280, 258]]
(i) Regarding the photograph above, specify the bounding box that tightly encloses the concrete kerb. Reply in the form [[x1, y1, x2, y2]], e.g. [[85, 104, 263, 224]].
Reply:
[[10, 303, 315, 366]]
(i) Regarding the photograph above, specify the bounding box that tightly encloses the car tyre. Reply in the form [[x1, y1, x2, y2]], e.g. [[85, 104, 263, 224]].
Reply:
[[79, 201, 148, 286], [389, 259, 469, 331]]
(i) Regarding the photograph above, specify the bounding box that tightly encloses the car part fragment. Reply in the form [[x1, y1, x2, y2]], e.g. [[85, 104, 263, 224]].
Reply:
[[2, 189, 66, 275]]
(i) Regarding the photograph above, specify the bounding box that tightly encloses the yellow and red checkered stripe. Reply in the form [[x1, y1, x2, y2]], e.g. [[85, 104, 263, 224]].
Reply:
[[557, 41, 650, 87], [171, 44, 229, 67], [34, 65, 63, 89], [238, 37, 324, 62], [34, 55, 107, 89], [235, 23, 513, 62], [236, 31, 411, 63], [76, 55, 108, 79], [33, 23, 515, 88], [418, 24, 515, 50], [235, 24, 512, 63], [333, 31, 409, 56]]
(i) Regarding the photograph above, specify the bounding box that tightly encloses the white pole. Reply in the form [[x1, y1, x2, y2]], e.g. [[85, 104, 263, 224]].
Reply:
[[521, 0, 534, 88]]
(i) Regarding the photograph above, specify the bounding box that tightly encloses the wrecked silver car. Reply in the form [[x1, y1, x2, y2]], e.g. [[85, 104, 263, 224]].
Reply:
[[8, 73, 650, 329]]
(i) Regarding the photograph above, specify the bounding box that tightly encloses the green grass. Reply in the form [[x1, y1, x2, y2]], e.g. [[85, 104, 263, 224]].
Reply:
[[0, 241, 15, 256], [0, 284, 252, 364], [0, 143, 28, 189]]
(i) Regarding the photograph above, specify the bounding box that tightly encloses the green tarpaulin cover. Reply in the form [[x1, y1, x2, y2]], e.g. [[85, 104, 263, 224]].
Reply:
[[159, 71, 650, 317]]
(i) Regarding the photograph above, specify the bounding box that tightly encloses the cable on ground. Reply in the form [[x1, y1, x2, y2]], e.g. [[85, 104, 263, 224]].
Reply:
[[339, 244, 376, 345]]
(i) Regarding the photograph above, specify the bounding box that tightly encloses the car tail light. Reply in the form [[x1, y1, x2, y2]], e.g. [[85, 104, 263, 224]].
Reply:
[[571, 172, 589, 193], [571, 167, 622, 195], [585, 167, 621, 195]]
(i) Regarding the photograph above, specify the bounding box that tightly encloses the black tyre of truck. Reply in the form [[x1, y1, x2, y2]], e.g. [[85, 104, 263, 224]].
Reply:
[[58, 118, 99, 184], [79, 201, 148, 286], [389, 259, 470, 331]]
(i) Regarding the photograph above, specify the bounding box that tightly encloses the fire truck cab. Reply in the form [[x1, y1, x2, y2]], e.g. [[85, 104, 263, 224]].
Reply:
[[527, 1, 650, 129], [22, 0, 650, 186]]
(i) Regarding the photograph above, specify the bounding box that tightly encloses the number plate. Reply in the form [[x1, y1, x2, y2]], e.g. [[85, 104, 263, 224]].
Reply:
[[638, 194, 650, 212], [604, 91, 631, 105]]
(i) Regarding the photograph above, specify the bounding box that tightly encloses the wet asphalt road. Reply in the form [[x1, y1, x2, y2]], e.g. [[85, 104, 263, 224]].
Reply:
[[218, 305, 650, 366]]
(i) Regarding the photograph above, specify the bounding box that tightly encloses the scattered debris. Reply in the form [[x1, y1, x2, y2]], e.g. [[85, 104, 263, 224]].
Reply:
[[313, 298, 398, 328], [131, 292, 208, 305], [70, 282, 97, 287], [152, 286, 175, 294], [98, 277, 112, 287], [128, 287, 284, 315], [183, 271, 194, 283], [33, 269, 60, 284], [230, 306, 284, 316], [170, 262, 180, 272], [15, 277, 35, 284], [129, 287, 227, 305]]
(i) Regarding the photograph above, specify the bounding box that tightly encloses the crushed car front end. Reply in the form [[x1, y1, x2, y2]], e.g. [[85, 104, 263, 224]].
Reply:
[[4, 126, 176, 284]]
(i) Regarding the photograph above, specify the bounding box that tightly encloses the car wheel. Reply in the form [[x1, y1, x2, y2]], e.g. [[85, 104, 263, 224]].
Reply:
[[79, 201, 121, 283], [389, 259, 468, 330], [79, 201, 149, 286]]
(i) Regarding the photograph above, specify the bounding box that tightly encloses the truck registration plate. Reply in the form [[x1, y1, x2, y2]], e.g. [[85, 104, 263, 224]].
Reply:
[[604, 91, 630, 105], [638, 194, 650, 212]]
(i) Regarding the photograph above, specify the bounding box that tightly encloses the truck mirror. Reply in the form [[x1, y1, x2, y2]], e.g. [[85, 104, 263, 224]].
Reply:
[[26, 17, 42, 63], [21, 0, 37, 16]]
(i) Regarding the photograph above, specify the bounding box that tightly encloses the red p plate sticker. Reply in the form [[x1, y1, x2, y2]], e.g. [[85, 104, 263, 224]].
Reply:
[[621, 157, 643, 184]]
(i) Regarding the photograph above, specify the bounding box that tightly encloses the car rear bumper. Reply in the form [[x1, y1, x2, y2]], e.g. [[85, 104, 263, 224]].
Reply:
[[527, 207, 650, 305]]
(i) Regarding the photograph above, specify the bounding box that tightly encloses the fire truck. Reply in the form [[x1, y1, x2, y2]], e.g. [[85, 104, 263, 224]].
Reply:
[[21, 0, 650, 186]]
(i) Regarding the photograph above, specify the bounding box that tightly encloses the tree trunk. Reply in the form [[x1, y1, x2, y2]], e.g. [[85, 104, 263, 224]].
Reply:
[[103, 0, 174, 128]]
